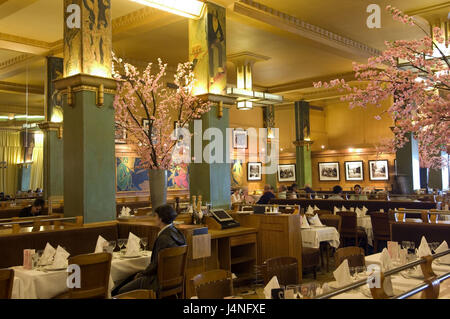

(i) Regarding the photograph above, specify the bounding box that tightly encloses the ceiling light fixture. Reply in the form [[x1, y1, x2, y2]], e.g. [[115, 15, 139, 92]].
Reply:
[[131, 0, 206, 19]]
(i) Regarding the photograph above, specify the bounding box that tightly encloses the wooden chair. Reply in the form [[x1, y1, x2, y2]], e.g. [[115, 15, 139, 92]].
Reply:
[[337, 211, 368, 254], [314, 210, 332, 217], [335, 247, 365, 268], [191, 269, 233, 299], [0, 269, 14, 299], [55, 252, 112, 299], [114, 289, 156, 299], [318, 214, 342, 271], [262, 256, 299, 285], [370, 212, 390, 253], [158, 245, 188, 299]]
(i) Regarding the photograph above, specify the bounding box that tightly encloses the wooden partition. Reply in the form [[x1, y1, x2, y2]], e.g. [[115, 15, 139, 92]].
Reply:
[[231, 213, 302, 283]]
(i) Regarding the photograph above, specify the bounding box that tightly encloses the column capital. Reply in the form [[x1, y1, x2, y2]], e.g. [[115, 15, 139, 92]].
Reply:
[[54, 73, 117, 93], [38, 122, 62, 132]]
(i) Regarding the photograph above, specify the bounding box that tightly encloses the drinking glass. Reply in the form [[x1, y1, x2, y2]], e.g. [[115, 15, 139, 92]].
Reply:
[[402, 241, 410, 250], [295, 284, 303, 298], [285, 285, 297, 299], [141, 237, 148, 252], [356, 266, 366, 278], [118, 239, 125, 252], [109, 240, 116, 252], [349, 267, 357, 279]]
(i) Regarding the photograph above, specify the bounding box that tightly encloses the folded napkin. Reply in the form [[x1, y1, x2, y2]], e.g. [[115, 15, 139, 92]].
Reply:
[[350, 207, 355, 212], [387, 241, 399, 260], [380, 248, 394, 295], [52, 245, 70, 268], [355, 207, 363, 217], [314, 205, 320, 211], [399, 248, 407, 264], [417, 236, 432, 257], [95, 235, 108, 253], [264, 276, 280, 299], [333, 206, 339, 215], [362, 206, 368, 215], [306, 205, 314, 215], [435, 241, 450, 264], [308, 214, 324, 227], [120, 206, 131, 217], [333, 259, 352, 287], [341, 205, 347, 212], [301, 215, 311, 229], [39, 243, 56, 266], [125, 232, 141, 257]]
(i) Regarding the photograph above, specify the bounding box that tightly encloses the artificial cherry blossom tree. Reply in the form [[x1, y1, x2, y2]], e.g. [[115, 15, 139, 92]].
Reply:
[[113, 55, 211, 170], [314, 5, 449, 169]]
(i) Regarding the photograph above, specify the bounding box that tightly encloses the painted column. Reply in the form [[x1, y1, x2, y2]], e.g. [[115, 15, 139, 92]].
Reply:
[[54, 0, 116, 223], [428, 153, 449, 191], [395, 132, 421, 194], [263, 105, 277, 189], [188, 2, 231, 209], [294, 101, 312, 187], [39, 57, 64, 203]]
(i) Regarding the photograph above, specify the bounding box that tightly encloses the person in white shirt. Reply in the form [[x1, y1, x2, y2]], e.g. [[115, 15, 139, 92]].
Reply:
[[231, 188, 242, 204]]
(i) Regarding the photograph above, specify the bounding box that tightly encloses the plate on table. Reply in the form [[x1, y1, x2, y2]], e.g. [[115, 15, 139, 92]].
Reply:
[[43, 265, 67, 271], [120, 254, 142, 259]]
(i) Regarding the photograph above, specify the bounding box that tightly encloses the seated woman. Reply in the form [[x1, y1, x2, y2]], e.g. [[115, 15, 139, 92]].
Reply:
[[241, 187, 255, 204], [349, 184, 368, 200], [328, 185, 344, 200], [231, 188, 242, 204], [277, 185, 287, 199], [112, 204, 186, 296]]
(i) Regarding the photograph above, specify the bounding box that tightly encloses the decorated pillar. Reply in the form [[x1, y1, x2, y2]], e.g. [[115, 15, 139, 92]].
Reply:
[[54, 0, 116, 223], [188, 2, 233, 209], [395, 132, 420, 194], [294, 101, 312, 187], [263, 105, 277, 190], [39, 57, 64, 203], [428, 152, 449, 191]]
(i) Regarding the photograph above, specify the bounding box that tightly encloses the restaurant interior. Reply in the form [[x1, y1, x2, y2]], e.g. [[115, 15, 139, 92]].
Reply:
[[0, 0, 449, 301]]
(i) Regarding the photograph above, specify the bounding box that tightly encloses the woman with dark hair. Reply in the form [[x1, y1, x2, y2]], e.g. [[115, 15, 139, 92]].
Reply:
[[328, 185, 344, 200], [113, 204, 186, 296]]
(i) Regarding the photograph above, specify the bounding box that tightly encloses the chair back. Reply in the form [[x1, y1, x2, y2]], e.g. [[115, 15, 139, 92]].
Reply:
[[320, 214, 341, 233], [0, 269, 14, 299], [335, 247, 365, 268], [336, 211, 357, 236], [114, 289, 156, 299], [66, 252, 112, 299], [314, 210, 332, 217], [191, 269, 233, 299], [157, 245, 188, 298], [370, 212, 390, 240], [262, 256, 298, 286]]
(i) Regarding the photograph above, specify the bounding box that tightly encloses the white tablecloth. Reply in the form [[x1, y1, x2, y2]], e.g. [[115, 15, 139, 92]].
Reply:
[[11, 251, 151, 299], [330, 253, 450, 299], [357, 216, 373, 246], [301, 226, 340, 249]]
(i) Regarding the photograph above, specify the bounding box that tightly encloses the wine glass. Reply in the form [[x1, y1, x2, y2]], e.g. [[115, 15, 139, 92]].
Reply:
[[349, 267, 357, 280], [285, 285, 297, 299], [118, 239, 125, 253], [141, 237, 148, 252], [402, 241, 410, 251], [356, 266, 366, 278], [109, 240, 116, 252]]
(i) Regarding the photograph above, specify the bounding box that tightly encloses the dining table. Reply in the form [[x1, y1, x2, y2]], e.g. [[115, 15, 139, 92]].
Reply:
[[301, 225, 340, 249], [357, 215, 373, 246], [11, 250, 151, 299]]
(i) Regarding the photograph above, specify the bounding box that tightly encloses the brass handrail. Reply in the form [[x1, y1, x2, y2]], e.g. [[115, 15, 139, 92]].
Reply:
[[0, 216, 77, 226], [393, 272, 450, 299]]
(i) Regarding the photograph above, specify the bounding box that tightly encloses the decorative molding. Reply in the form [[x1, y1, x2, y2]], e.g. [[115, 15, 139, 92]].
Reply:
[[0, 81, 44, 95], [54, 73, 117, 91], [405, 3, 450, 17], [234, 0, 381, 60]]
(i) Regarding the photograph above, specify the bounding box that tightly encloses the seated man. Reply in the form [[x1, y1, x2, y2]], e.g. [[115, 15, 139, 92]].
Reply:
[[277, 185, 287, 199], [19, 198, 45, 217], [328, 185, 344, 200], [257, 184, 276, 205], [349, 184, 368, 200], [113, 204, 186, 296]]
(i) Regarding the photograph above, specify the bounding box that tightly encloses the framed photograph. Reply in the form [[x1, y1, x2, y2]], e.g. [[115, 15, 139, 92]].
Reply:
[[369, 160, 389, 181], [278, 164, 296, 182], [142, 119, 150, 133], [318, 162, 340, 181], [115, 122, 127, 144], [247, 162, 262, 181], [232, 129, 248, 149], [345, 161, 364, 181]]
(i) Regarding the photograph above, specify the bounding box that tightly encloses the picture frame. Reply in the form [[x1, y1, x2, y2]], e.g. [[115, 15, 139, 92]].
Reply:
[[369, 160, 389, 181], [278, 164, 296, 182], [318, 162, 340, 181], [114, 122, 127, 144], [142, 119, 150, 133], [344, 161, 364, 181], [247, 162, 262, 181], [232, 129, 248, 149]]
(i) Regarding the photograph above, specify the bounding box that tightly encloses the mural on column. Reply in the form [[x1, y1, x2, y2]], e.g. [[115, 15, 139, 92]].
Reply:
[[64, 0, 112, 77], [231, 159, 244, 187], [47, 57, 64, 122], [189, 2, 226, 95], [167, 164, 189, 190]]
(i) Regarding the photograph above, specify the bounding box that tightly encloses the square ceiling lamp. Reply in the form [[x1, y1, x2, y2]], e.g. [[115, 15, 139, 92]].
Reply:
[[131, 0, 206, 19]]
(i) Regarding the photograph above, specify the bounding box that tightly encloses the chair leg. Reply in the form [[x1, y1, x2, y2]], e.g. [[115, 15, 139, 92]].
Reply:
[[325, 244, 330, 273], [313, 266, 317, 280]]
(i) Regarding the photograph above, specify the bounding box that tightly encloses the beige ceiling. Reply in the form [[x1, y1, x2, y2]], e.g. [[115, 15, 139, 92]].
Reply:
[[0, 0, 447, 124]]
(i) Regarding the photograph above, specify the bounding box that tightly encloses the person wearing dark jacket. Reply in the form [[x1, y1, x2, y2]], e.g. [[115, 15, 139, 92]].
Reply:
[[113, 204, 186, 296], [19, 198, 45, 217]]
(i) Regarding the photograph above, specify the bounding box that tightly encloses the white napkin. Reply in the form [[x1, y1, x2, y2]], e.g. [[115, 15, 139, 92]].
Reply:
[[417, 236, 432, 257], [39, 243, 56, 266], [301, 215, 311, 229], [52, 246, 70, 268], [355, 207, 363, 217], [264, 276, 280, 299], [308, 214, 324, 227], [380, 248, 394, 295], [306, 205, 314, 215], [341, 205, 347, 211], [95, 235, 108, 253], [125, 232, 141, 257], [350, 207, 355, 212], [314, 205, 320, 211], [333, 259, 352, 287], [120, 206, 131, 217], [387, 241, 399, 260], [435, 241, 450, 264], [362, 206, 368, 215], [333, 206, 339, 215]]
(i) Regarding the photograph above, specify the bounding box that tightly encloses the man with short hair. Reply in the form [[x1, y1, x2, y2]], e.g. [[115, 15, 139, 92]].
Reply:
[[113, 204, 186, 296], [256, 184, 276, 205], [19, 198, 45, 217], [328, 185, 344, 200]]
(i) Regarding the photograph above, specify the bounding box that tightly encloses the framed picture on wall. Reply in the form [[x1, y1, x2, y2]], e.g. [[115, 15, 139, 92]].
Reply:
[[115, 122, 127, 144], [278, 164, 296, 182], [232, 129, 248, 149], [247, 162, 262, 181], [318, 162, 340, 181], [369, 160, 389, 181], [344, 161, 364, 181]]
